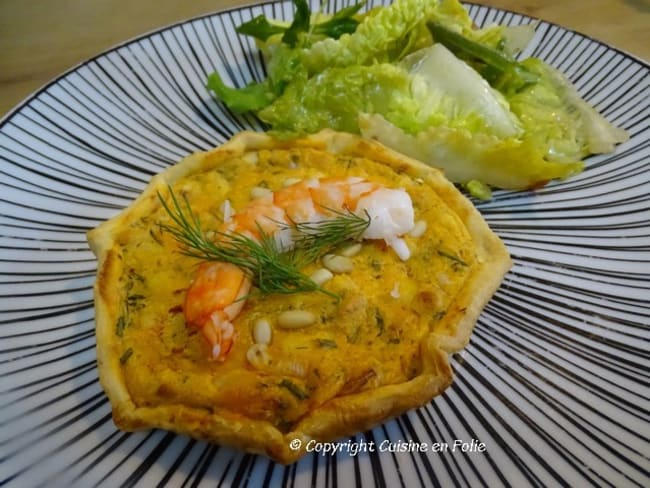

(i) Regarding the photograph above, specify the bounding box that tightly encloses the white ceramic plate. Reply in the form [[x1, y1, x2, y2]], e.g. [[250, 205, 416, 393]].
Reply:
[[1, 1, 648, 486]]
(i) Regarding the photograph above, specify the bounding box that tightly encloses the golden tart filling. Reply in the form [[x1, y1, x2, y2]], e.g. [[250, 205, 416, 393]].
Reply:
[[88, 130, 511, 463]]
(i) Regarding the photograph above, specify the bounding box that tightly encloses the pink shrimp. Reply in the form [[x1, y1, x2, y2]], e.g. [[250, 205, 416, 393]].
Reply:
[[184, 176, 415, 360], [184, 261, 251, 361]]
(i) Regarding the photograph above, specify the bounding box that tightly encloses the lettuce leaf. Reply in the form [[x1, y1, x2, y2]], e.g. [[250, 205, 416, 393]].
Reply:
[[401, 43, 522, 138], [359, 113, 583, 189], [208, 0, 365, 113], [207, 0, 627, 193], [298, 0, 439, 73], [206, 75, 275, 113], [260, 44, 522, 138], [259, 64, 417, 134], [507, 58, 629, 162], [296, 0, 504, 74], [259, 44, 582, 191]]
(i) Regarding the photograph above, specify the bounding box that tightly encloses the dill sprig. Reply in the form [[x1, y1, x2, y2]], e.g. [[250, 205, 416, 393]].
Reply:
[[157, 186, 369, 297], [285, 206, 370, 266]]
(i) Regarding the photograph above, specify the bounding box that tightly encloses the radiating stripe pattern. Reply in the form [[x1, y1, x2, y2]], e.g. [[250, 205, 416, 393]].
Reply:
[[0, 1, 648, 486]]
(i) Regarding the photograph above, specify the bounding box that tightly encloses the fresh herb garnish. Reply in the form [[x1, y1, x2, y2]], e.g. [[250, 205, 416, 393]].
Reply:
[[288, 207, 370, 265], [158, 187, 369, 298]]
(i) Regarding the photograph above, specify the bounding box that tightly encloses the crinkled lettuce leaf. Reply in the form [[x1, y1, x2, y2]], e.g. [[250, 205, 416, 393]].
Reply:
[[207, 0, 627, 193], [259, 64, 418, 134], [299, 0, 439, 73], [401, 44, 522, 138], [359, 113, 583, 189], [260, 44, 522, 138], [507, 58, 629, 162]]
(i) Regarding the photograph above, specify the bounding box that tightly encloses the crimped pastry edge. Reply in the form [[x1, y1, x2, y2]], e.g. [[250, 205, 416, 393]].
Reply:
[[87, 129, 511, 464]]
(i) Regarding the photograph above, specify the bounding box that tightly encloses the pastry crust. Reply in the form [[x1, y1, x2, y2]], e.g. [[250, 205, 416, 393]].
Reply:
[[88, 130, 511, 463]]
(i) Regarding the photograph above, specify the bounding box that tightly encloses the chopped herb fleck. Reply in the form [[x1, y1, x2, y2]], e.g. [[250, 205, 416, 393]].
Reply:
[[347, 325, 361, 344], [150, 228, 163, 245], [317, 338, 338, 348], [119, 347, 133, 364], [276, 418, 293, 432], [279, 379, 309, 400], [437, 249, 468, 267], [346, 158, 358, 169], [116, 316, 126, 337], [374, 308, 385, 336], [127, 294, 145, 304], [129, 269, 145, 282]]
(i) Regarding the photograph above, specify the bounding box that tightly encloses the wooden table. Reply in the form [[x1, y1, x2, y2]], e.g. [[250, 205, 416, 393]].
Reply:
[[1, 0, 648, 119]]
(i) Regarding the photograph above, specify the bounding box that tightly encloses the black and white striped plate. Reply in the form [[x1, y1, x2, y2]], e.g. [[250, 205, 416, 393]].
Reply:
[[1, 1, 648, 486]]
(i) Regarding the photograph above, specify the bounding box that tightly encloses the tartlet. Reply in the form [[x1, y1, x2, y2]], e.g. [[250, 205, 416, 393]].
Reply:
[[87, 130, 511, 463]]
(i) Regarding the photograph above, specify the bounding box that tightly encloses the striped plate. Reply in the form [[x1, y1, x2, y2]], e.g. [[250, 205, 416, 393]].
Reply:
[[1, 1, 648, 486]]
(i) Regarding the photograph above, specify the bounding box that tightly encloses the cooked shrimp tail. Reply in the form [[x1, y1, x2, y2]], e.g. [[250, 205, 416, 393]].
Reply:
[[184, 261, 251, 360]]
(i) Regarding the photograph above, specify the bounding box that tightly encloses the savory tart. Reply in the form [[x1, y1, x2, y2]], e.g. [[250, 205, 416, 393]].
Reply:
[[87, 130, 511, 463]]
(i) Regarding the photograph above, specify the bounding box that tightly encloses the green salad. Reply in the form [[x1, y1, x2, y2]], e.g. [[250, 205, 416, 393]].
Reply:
[[207, 0, 628, 199]]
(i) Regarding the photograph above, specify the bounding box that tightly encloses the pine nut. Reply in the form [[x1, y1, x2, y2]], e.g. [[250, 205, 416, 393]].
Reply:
[[282, 177, 302, 187], [242, 152, 259, 164], [250, 186, 272, 199], [280, 360, 306, 378], [253, 319, 272, 345], [277, 310, 316, 329], [310, 268, 334, 286], [322, 254, 354, 273], [246, 344, 270, 367], [390, 282, 401, 298], [220, 199, 233, 223], [409, 220, 428, 238], [339, 242, 362, 257]]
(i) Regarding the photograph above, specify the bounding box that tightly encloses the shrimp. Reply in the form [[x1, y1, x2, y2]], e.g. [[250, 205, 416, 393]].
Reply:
[[183, 176, 415, 360], [184, 261, 251, 361]]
